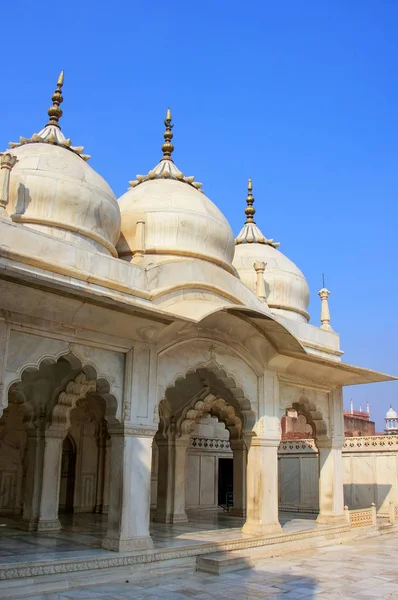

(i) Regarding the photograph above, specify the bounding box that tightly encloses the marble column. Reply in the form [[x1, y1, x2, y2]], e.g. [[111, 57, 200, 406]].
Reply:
[[0, 319, 10, 420], [37, 430, 64, 531], [316, 441, 345, 525], [22, 430, 45, 530], [102, 426, 156, 552], [230, 439, 246, 517], [242, 436, 282, 536], [94, 422, 107, 513], [154, 434, 190, 523]]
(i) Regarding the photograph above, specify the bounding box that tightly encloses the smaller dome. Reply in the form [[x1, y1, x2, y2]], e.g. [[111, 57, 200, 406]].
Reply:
[[386, 406, 397, 419], [6, 71, 121, 256], [232, 180, 310, 323], [117, 110, 235, 273]]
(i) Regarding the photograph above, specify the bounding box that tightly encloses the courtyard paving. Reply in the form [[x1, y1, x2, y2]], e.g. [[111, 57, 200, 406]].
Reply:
[[15, 532, 398, 600]]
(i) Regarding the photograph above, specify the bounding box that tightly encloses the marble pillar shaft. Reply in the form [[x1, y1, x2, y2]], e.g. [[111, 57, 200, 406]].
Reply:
[[154, 436, 189, 523], [230, 439, 246, 517], [317, 442, 345, 524], [242, 437, 281, 535], [103, 429, 155, 552]]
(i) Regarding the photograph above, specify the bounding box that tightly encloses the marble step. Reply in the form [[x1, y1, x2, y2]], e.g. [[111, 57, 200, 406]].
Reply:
[[197, 533, 340, 575]]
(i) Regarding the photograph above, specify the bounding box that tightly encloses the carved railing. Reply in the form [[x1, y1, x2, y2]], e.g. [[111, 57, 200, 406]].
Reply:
[[345, 504, 377, 528], [189, 437, 231, 451], [278, 439, 318, 454], [343, 435, 398, 451]]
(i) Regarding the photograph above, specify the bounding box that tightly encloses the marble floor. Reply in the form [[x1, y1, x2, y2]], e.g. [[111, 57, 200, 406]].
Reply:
[[0, 511, 317, 566], [12, 532, 398, 599]]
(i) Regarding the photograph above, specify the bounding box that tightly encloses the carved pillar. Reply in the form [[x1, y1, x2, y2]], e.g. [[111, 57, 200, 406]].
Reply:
[[0, 152, 17, 216], [94, 421, 107, 513], [0, 319, 10, 420], [317, 387, 345, 525], [242, 436, 281, 535], [22, 428, 45, 530], [36, 429, 65, 531], [316, 440, 345, 524], [102, 426, 156, 552], [102, 436, 110, 513], [154, 434, 190, 523], [230, 439, 246, 517]]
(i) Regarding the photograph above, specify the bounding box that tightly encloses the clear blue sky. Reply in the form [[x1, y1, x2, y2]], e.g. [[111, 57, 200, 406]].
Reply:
[[2, 1, 397, 430]]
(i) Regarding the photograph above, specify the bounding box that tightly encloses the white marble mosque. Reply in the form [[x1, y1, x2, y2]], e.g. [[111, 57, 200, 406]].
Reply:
[[0, 72, 396, 586]]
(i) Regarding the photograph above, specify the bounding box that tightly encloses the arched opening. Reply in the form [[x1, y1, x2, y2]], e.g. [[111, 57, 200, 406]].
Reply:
[[152, 364, 253, 531], [278, 404, 321, 517], [0, 353, 117, 552], [0, 392, 30, 517]]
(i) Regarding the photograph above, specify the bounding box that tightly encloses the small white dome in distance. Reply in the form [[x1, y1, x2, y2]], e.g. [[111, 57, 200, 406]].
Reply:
[[386, 405, 398, 419], [7, 72, 121, 256], [117, 110, 235, 273], [233, 179, 310, 323]]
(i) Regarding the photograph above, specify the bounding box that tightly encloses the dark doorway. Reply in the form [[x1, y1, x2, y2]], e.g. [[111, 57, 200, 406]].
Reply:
[[59, 436, 76, 513], [218, 457, 233, 508]]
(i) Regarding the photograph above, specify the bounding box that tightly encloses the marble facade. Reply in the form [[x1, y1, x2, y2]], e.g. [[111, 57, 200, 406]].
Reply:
[[0, 74, 395, 565]]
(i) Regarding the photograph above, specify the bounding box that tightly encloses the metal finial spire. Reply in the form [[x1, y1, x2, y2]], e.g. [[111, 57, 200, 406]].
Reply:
[[46, 70, 64, 129], [161, 108, 174, 160], [244, 178, 256, 224]]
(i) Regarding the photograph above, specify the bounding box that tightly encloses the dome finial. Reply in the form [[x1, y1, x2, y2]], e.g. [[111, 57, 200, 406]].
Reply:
[[161, 107, 174, 161], [46, 70, 64, 129], [244, 177, 256, 224]]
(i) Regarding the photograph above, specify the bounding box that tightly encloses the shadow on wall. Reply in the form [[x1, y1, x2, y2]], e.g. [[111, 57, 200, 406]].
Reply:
[[344, 483, 392, 510]]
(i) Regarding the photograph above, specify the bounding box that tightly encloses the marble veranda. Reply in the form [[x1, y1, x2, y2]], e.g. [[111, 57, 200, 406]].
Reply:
[[0, 72, 395, 556]]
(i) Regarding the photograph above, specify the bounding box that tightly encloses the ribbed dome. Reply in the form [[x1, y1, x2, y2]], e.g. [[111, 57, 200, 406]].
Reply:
[[117, 111, 235, 272], [232, 180, 310, 323], [6, 73, 121, 256]]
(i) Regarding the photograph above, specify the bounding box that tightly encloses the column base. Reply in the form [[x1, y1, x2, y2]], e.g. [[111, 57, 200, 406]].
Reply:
[[21, 518, 39, 532], [242, 521, 282, 536], [152, 512, 188, 524], [36, 519, 62, 532], [102, 535, 154, 552], [316, 513, 347, 526], [230, 508, 246, 518]]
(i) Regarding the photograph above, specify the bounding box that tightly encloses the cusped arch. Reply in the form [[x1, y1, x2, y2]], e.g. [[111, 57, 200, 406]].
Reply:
[[290, 392, 328, 440], [161, 359, 256, 432], [50, 371, 119, 432], [4, 350, 121, 422], [180, 393, 243, 440]]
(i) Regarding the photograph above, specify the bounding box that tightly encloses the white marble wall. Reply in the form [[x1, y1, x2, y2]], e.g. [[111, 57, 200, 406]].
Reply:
[[279, 441, 398, 513], [278, 454, 319, 512]]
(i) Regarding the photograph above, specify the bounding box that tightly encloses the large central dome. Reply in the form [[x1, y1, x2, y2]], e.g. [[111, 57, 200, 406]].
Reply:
[[117, 111, 235, 273]]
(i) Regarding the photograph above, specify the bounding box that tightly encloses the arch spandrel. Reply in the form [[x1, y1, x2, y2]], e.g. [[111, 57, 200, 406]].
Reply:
[[158, 359, 257, 438], [279, 386, 330, 442], [157, 340, 259, 415], [3, 340, 122, 422]]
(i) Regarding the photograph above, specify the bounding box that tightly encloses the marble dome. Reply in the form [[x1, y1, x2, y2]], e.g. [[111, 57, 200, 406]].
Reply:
[[7, 73, 121, 257], [232, 180, 310, 323], [386, 406, 398, 419], [117, 111, 235, 273]]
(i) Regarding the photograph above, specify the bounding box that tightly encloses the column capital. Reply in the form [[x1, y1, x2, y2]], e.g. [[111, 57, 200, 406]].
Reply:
[[244, 434, 280, 448]]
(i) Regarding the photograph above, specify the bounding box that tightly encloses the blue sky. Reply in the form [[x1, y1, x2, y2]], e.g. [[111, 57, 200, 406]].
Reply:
[[2, 1, 397, 429]]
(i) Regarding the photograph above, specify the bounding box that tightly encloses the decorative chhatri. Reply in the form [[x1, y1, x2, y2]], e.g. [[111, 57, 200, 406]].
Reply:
[[9, 71, 90, 161], [235, 178, 280, 247], [128, 109, 203, 192]]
